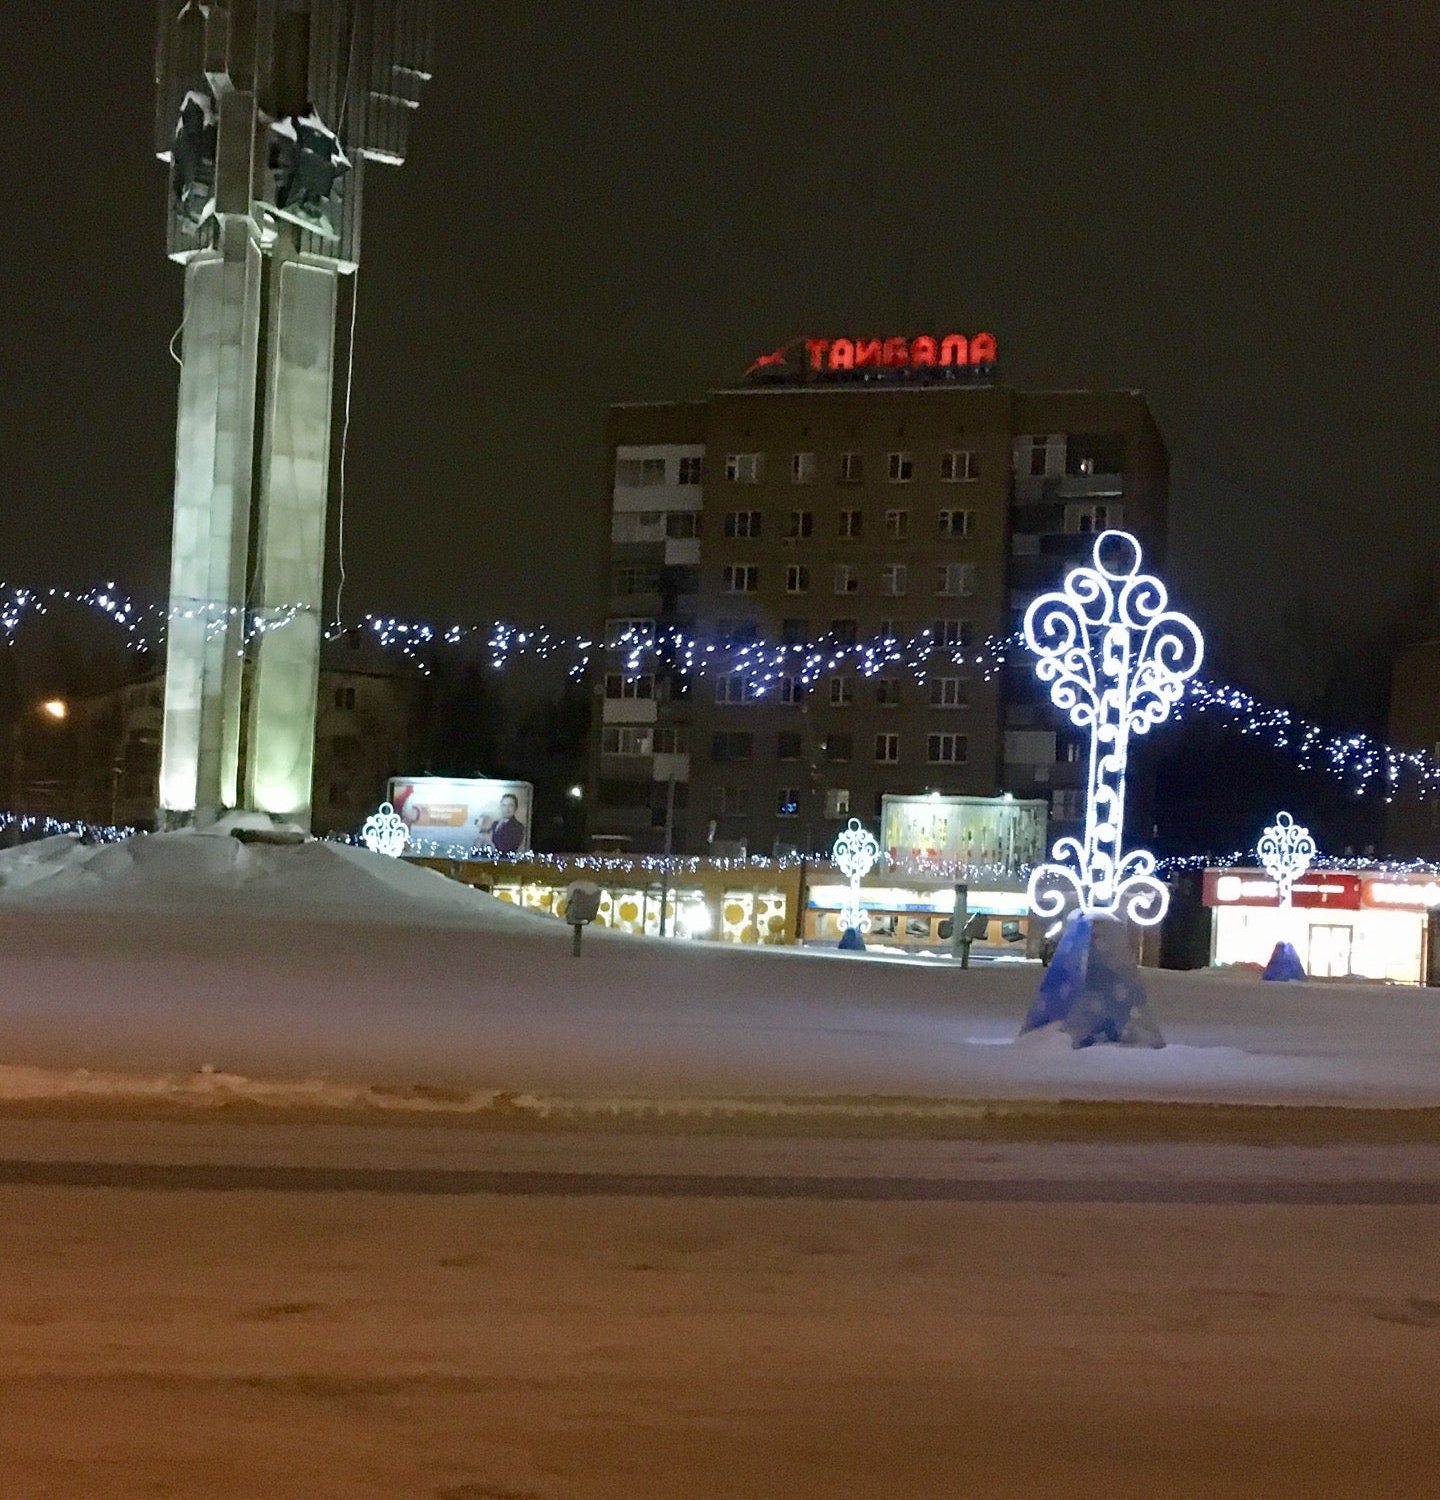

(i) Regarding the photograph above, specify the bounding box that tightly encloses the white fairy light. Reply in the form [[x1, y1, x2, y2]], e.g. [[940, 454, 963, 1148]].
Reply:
[[831, 817, 881, 933], [1256, 811, 1317, 907], [1023, 530, 1203, 928], [360, 801, 408, 858]]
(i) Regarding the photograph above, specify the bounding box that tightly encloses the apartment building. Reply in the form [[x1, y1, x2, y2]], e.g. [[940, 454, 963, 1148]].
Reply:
[[592, 334, 1168, 855]]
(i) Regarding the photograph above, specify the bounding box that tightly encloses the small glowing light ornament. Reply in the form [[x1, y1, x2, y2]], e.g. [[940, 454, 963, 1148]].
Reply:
[[1024, 530, 1203, 928], [361, 801, 409, 858], [1257, 811, 1316, 907], [832, 818, 881, 933]]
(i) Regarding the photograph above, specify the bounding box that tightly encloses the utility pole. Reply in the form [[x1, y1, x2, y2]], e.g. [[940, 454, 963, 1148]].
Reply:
[[658, 769, 677, 936]]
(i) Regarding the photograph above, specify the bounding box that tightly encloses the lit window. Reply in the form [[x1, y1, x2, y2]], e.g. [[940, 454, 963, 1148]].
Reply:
[[724, 452, 763, 483], [602, 726, 655, 756], [887, 451, 914, 483], [777, 787, 800, 817], [616, 456, 668, 487], [824, 788, 851, 818], [791, 452, 817, 484], [941, 450, 979, 482], [1052, 788, 1084, 820]]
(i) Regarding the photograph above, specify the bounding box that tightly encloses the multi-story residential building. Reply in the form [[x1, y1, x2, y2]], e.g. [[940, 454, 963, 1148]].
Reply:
[[591, 333, 1168, 855]]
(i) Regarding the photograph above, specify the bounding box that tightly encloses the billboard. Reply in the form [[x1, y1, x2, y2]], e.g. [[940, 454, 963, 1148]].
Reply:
[[387, 777, 534, 857], [880, 794, 1047, 874]]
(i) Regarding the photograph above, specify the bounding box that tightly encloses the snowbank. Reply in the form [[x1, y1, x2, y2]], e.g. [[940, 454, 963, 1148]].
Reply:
[[3, 830, 1440, 1110]]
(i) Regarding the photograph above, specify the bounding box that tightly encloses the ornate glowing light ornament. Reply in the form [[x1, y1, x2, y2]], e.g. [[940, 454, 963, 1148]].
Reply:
[[1256, 811, 1316, 907], [361, 802, 409, 859], [831, 818, 881, 933], [1024, 530, 1204, 928]]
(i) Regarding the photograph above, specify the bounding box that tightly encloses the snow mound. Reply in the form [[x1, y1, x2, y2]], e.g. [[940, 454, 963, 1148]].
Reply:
[[0, 828, 544, 930]]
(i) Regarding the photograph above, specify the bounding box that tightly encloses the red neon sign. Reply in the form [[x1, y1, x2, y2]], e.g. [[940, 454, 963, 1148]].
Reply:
[[804, 333, 997, 372]]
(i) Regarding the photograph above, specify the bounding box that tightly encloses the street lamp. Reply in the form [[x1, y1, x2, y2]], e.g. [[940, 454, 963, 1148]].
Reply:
[[40, 699, 68, 722]]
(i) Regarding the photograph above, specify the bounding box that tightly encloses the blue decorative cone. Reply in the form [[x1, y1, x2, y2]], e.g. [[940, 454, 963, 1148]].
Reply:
[[838, 925, 866, 952], [1022, 911, 1164, 1048], [1262, 940, 1307, 982]]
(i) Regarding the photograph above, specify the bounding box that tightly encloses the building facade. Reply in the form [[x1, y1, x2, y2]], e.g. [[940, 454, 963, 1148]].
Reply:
[[591, 336, 1168, 855], [7, 661, 416, 837]]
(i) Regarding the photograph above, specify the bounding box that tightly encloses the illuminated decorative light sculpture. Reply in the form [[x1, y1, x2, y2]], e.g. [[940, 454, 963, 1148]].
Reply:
[[832, 818, 880, 935], [1257, 811, 1316, 907], [361, 802, 408, 859], [1257, 811, 1316, 982], [1024, 530, 1204, 929]]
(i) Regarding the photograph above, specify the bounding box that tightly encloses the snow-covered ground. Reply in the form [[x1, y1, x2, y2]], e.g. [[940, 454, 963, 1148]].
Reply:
[[3, 828, 1440, 1111]]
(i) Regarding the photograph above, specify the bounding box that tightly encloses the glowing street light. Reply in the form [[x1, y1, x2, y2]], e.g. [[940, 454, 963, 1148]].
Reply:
[[1023, 530, 1203, 929], [40, 699, 68, 721]]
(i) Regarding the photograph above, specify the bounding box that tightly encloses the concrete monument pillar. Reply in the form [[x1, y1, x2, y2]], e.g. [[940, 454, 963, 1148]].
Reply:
[[154, 0, 433, 828]]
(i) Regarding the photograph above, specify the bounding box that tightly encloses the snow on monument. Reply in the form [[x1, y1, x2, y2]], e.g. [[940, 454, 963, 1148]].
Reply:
[[153, 1, 434, 830]]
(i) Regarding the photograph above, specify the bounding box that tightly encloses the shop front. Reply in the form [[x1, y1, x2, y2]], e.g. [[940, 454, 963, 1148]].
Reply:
[[1203, 868, 1440, 985], [802, 879, 1034, 952]]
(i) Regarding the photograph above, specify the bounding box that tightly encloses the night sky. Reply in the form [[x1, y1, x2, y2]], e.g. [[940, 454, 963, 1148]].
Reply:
[[4, 3, 1436, 683]]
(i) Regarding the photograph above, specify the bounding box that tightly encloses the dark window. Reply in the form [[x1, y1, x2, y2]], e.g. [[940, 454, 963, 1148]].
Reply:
[[777, 732, 803, 760], [781, 617, 809, 645], [830, 618, 859, 644], [824, 733, 853, 763], [710, 731, 754, 762]]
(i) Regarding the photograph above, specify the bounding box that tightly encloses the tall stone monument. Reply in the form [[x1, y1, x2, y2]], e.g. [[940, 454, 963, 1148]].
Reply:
[[153, 0, 433, 828]]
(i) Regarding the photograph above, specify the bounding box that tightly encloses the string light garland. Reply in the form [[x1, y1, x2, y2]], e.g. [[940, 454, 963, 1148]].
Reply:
[[4, 811, 1440, 883], [3, 578, 1438, 802]]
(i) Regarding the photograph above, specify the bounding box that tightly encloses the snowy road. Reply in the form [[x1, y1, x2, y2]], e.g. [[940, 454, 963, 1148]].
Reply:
[[1, 1124, 1438, 1498]]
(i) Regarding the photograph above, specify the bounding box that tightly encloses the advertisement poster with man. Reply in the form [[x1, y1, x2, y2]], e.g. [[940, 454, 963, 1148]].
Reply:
[[387, 777, 534, 856]]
